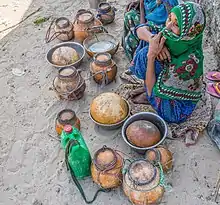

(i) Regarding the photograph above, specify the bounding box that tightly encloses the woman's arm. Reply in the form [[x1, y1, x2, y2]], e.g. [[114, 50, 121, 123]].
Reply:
[[136, 26, 154, 42], [145, 33, 166, 96]]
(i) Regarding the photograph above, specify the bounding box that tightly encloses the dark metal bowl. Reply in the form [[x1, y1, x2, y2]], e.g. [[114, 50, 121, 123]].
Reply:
[[46, 42, 85, 68], [89, 99, 131, 130], [121, 112, 168, 154]]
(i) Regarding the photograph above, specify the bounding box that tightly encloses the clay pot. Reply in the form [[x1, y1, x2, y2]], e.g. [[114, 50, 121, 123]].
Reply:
[[90, 53, 117, 85], [123, 159, 164, 205], [55, 109, 80, 135], [97, 3, 115, 25], [73, 10, 102, 43], [46, 17, 74, 43], [126, 120, 161, 148], [90, 92, 129, 124], [145, 147, 173, 172], [53, 66, 86, 100], [91, 146, 123, 189]]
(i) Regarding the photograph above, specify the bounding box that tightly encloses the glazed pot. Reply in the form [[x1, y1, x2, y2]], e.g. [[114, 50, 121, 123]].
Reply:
[[73, 10, 102, 43], [90, 92, 129, 125], [55, 109, 80, 135], [90, 53, 117, 85], [145, 146, 173, 173], [53, 66, 86, 100], [45, 17, 74, 43], [97, 2, 115, 25], [91, 146, 123, 189], [123, 159, 164, 205]]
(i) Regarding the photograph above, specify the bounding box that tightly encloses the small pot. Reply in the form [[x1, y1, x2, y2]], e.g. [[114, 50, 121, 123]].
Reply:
[[55, 109, 80, 135], [90, 53, 117, 85], [145, 146, 173, 173], [123, 159, 164, 205], [53, 66, 86, 100], [97, 3, 115, 25], [73, 10, 102, 43], [45, 17, 74, 43], [91, 146, 123, 189]]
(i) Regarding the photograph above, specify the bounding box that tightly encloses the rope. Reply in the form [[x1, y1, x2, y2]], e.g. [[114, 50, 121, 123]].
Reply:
[[65, 139, 111, 204]]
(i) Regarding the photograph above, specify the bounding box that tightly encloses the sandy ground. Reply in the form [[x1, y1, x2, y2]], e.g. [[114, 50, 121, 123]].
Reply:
[[0, 0, 219, 205]]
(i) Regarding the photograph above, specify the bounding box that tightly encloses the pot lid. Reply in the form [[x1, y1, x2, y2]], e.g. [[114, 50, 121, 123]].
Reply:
[[93, 146, 117, 171], [57, 109, 76, 125], [128, 159, 157, 186], [55, 17, 70, 29]]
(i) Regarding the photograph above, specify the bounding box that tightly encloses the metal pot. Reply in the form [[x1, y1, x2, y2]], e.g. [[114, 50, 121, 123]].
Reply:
[[122, 112, 168, 154]]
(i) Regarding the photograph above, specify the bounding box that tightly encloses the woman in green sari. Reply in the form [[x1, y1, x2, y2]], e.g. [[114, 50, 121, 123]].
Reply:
[[128, 1, 206, 128]]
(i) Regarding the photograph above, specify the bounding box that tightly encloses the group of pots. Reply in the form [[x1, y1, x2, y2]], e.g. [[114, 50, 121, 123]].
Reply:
[[90, 145, 173, 205], [46, 3, 119, 101]]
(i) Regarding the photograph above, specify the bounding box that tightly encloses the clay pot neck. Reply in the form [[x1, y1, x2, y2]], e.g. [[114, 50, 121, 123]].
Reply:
[[127, 159, 157, 186], [93, 52, 112, 66], [57, 109, 76, 125], [76, 10, 95, 24], [145, 148, 162, 164], [98, 3, 111, 13], [58, 66, 78, 80], [55, 17, 71, 29], [93, 146, 117, 171]]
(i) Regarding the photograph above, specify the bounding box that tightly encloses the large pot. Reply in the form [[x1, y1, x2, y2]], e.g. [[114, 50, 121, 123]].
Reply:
[[145, 146, 173, 173], [90, 52, 117, 85], [73, 10, 102, 43], [91, 146, 123, 189], [122, 112, 168, 154], [123, 159, 165, 205], [53, 66, 86, 100], [90, 92, 129, 125]]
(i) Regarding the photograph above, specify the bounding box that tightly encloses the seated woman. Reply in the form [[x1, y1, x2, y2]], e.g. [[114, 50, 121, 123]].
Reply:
[[122, 0, 180, 62], [128, 2, 206, 124]]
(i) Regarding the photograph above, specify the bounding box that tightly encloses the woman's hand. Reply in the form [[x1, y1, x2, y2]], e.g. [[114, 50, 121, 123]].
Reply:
[[147, 32, 166, 60], [126, 1, 140, 12], [157, 46, 171, 62]]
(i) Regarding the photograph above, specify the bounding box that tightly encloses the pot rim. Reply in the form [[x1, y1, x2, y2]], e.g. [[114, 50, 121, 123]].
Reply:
[[83, 33, 119, 55], [121, 112, 168, 151], [55, 17, 71, 29]]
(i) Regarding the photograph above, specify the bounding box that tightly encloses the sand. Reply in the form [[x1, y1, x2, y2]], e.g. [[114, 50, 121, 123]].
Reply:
[[0, 0, 219, 205]]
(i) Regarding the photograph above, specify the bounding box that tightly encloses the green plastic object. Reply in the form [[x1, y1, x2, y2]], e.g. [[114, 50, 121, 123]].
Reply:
[[61, 125, 91, 179]]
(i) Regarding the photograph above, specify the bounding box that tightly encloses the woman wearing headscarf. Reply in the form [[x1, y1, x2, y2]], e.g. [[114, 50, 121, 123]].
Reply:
[[129, 1, 206, 124]]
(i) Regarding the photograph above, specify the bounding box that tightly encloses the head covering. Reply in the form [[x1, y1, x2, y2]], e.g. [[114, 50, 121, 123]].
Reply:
[[154, 2, 206, 102], [144, 0, 179, 25]]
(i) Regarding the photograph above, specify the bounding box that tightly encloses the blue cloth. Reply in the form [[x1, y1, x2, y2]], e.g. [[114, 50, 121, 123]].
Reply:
[[130, 40, 197, 124], [144, 0, 179, 25]]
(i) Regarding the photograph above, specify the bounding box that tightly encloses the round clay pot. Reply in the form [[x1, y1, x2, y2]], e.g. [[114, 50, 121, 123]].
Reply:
[[91, 146, 123, 189], [54, 17, 74, 41], [55, 109, 80, 135], [123, 159, 164, 205], [73, 10, 102, 43], [90, 52, 117, 85], [53, 66, 86, 100], [126, 120, 161, 148], [90, 92, 129, 124], [97, 3, 115, 25], [145, 146, 173, 172]]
